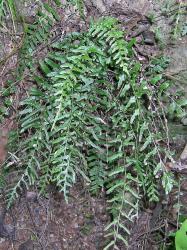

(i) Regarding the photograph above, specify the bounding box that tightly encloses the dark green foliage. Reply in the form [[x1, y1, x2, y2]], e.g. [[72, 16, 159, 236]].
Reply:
[[18, 1, 61, 75], [5, 17, 174, 248]]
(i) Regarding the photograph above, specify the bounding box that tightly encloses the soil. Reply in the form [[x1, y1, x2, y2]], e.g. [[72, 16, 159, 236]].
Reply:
[[0, 0, 186, 249], [0, 184, 108, 250]]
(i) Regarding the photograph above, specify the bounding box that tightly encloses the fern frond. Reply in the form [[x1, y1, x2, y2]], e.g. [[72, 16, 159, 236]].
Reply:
[[6, 153, 39, 208], [18, 1, 61, 75]]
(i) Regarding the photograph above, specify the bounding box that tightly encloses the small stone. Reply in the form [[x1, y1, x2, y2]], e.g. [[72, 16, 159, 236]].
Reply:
[[142, 30, 155, 45], [73, 222, 79, 228], [181, 118, 187, 126], [73, 40, 80, 45], [26, 191, 37, 202], [0, 238, 5, 243]]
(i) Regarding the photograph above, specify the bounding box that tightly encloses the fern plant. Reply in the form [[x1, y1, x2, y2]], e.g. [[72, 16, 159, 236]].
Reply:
[[17, 1, 61, 75], [4, 17, 174, 248], [0, 1, 62, 124]]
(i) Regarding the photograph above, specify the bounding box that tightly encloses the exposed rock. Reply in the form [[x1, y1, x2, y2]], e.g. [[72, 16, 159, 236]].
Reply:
[[166, 37, 187, 78], [103, 0, 153, 14]]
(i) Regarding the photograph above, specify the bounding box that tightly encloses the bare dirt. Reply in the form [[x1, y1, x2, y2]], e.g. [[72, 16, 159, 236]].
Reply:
[[0, 185, 108, 250]]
